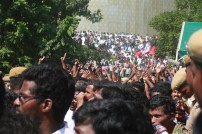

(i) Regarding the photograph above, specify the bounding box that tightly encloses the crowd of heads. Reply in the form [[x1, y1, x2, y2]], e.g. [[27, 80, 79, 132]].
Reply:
[[0, 29, 202, 134], [73, 31, 157, 62]]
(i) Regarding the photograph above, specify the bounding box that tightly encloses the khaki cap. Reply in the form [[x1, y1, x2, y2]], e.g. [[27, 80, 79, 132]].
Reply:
[[186, 29, 202, 58], [183, 55, 191, 66], [2, 74, 9, 82], [9, 67, 26, 77], [171, 68, 186, 90], [3, 67, 26, 82]]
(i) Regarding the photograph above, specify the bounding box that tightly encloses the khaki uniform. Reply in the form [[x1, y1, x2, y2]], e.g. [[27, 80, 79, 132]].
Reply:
[[172, 122, 191, 134], [185, 95, 201, 132]]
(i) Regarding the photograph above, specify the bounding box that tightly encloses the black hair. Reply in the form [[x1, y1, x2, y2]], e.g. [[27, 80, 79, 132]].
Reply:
[[21, 63, 75, 123], [86, 80, 101, 91], [0, 112, 39, 134], [130, 81, 145, 93], [73, 99, 154, 134], [0, 77, 5, 118], [149, 82, 172, 97], [9, 75, 24, 91], [123, 87, 150, 113], [75, 80, 87, 92], [150, 96, 176, 115], [95, 81, 150, 113], [98, 81, 125, 99]]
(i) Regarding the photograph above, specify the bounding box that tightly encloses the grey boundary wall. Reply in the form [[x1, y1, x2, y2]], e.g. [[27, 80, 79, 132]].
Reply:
[[77, 0, 176, 36]]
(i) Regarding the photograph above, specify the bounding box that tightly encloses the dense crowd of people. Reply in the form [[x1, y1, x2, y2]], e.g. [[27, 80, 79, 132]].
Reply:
[[73, 31, 157, 61], [0, 29, 202, 134]]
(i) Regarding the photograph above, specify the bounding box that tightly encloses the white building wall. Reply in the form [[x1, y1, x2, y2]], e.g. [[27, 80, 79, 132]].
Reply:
[[77, 0, 176, 36]]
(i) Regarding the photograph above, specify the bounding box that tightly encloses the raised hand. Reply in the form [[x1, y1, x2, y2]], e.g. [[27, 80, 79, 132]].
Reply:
[[61, 53, 67, 69], [176, 100, 189, 113], [75, 92, 85, 110], [156, 66, 162, 74], [61, 53, 66, 64], [38, 56, 45, 64]]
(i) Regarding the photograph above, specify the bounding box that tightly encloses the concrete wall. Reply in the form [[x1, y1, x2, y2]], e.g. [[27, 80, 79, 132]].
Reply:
[[77, 0, 176, 36]]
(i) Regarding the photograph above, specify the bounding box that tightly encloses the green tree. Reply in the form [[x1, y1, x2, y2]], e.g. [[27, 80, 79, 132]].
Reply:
[[149, 0, 202, 58], [0, 0, 104, 71]]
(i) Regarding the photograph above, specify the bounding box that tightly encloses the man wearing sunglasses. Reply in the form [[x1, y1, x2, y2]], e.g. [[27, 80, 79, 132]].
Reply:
[[14, 63, 75, 134], [3, 67, 27, 112]]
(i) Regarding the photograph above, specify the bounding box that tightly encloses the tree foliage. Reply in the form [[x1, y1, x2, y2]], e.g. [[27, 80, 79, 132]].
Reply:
[[0, 0, 104, 71], [149, 0, 202, 58]]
